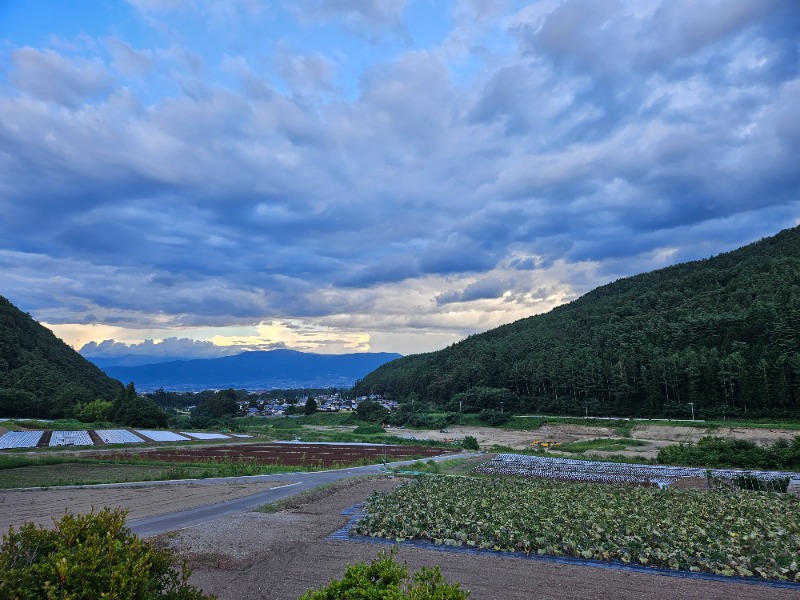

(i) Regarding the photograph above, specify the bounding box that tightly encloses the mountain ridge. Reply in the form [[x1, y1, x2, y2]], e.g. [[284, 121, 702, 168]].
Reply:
[[0, 296, 123, 418], [96, 349, 403, 391], [354, 226, 800, 419]]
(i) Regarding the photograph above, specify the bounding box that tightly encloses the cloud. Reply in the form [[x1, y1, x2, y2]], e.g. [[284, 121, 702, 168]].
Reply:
[[105, 37, 154, 76], [436, 275, 511, 305], [289, 0, 411, 42], [10, 48, 113, 108], [1, 1, 799, 356], [79, 337, 236, 359]]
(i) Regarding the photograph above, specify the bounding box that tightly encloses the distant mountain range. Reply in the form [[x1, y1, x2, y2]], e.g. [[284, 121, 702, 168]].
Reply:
[[90, 349, 403, 391], [86, 354, 204, 368]]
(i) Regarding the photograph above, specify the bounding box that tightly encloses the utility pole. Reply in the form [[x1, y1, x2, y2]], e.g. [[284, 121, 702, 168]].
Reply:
[[500, 401, 504, 414], [688, 402, 695, 421]]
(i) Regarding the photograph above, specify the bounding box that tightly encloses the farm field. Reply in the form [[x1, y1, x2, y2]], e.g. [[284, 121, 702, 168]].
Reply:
[[2, 448, 798, 598], [474, 453, 799, 490], [0, 428, 250, 449], [89, 442, 455, 468], [0, 442, 457, 489], [162, 476, 798, 600], [354, 475, 800, 582], [0, 462, 172, 489]]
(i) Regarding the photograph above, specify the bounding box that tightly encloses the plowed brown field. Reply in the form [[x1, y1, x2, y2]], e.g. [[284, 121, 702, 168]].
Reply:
[[90, 442, 455, 467]]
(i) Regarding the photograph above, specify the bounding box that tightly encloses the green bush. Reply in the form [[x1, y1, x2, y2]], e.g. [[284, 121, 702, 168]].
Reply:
[[0, 508, 213, 600], [477, 409, 510, 426], [461, 435, 479, 451], [657, 435, 800, 470], [299, 549, 469, 599]]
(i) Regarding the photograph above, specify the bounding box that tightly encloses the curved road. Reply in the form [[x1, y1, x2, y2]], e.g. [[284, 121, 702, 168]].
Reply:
[[127, 453, 472, 538]]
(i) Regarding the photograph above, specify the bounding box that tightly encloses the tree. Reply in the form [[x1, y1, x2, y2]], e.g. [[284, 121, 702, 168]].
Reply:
[[477, 409, 510, 426], [191, 388, 238, 426], [51, 383, 95, 418], [462, 435, 480, 451], [304, 397, 318, 415], [74, 399, 113, 423], [0, 388, 39, 418], [113, 382, 169, 428], [356, 399, 389, 424]]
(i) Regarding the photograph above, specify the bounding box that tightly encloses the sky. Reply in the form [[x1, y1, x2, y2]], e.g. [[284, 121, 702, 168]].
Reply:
[[1, 0, 798, 360]]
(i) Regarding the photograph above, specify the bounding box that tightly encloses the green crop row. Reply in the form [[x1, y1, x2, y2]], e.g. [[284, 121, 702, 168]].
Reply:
[[354, 476, 800, 582]]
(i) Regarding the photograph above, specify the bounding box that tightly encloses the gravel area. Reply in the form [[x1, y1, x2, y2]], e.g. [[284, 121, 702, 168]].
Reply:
[[161, 476, 800, 600]]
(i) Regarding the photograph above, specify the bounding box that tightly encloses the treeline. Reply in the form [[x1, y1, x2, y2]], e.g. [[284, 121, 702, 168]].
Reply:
[[356, 226, 800, 419], [0, 296, 123, 418]]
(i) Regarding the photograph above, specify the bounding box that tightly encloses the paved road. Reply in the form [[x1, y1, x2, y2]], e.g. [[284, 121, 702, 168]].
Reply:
[[128, 452, 472, 537]]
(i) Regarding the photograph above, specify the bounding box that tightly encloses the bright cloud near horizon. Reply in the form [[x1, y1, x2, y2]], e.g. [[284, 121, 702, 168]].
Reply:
[[1, 1, 798, 359]]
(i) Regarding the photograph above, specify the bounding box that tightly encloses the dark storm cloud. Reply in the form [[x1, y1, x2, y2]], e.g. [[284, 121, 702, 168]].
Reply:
[[436, 275, 510, 305], [0, 0, 798, 349]]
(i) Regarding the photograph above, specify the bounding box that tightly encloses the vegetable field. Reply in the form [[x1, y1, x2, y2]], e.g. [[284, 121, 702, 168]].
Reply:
[[354, 476, 800, 582], [474, 453, 798, 491]]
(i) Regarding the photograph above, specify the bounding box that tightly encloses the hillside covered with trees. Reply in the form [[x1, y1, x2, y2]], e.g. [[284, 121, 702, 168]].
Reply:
[[355, 226, 800, 420], [0, 296, 123, 418]]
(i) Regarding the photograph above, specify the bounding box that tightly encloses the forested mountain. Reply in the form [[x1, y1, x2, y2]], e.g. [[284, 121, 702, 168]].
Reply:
[[355, 226, 800, 419], [0, 296, 123, 418], [98, 349, 403, 391]]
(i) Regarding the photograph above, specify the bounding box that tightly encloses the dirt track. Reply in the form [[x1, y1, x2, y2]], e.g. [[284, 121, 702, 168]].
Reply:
[[162, 477, 799, 600], [0, 481, 288, 532]]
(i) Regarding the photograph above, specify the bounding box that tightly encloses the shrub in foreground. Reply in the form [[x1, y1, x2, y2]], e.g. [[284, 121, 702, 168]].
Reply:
[[0, 508, 213, 600], [299, 548, 469, 599]]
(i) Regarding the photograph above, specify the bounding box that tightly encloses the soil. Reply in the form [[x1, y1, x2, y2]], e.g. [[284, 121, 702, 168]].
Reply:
[[88, 442, 453, 467], [161, 476, 798, 600], [391, 423, 800, 461], [0, 480, 289, 532]]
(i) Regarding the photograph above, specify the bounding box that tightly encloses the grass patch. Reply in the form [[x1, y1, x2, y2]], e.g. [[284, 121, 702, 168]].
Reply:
[[0, 462, 171, 488], [555, 438, 649, 454], [254, 476, 381, 513], [390, 457, 478, 476], [271, 418, 304, 430], [294, 412, 358, 426], [352, 425, 386, 435]]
